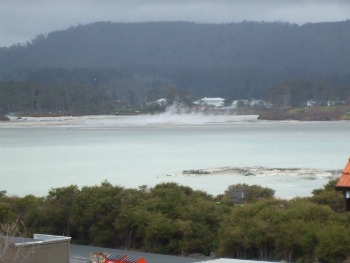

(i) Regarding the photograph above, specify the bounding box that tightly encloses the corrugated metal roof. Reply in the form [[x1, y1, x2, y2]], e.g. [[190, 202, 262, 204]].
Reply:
[[70, 244, 202, 263], [335, 159, 350, 189], [107, 253, 127, 261], [123, 255, 144, 263], [71, 245, 279, 263], [105, 253, 144, 262], [195, 259, 274, 263]]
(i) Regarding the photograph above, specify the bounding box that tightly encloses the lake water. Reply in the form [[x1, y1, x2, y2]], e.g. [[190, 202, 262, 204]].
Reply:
[[1, 115, 349, 198]]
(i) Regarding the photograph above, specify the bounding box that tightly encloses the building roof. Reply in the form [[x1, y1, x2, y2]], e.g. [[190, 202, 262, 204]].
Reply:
[[0, 234, 71, 247], [71, 244, 201, 263], [107, 253, 127, 261], [123, 254, 144, 263], [106, 253, 145, 262], [200, 97, 225, 101], [335, 158, 350, 190], [0, 235, 41, 245], [71, 244, 278, 263], [201, 259, 276, 263]]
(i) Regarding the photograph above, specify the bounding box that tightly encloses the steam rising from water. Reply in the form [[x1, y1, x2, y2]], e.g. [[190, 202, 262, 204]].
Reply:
[[4, 105, 258, 128]]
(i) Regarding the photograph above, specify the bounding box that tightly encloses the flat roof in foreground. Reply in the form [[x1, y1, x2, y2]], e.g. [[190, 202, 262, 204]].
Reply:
[[70, 244, 276, 263]]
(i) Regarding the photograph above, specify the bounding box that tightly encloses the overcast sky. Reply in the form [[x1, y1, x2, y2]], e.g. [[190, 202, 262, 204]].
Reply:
[[1, 0, 349, 47]]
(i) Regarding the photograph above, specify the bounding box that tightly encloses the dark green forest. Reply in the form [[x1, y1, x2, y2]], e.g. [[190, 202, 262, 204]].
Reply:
[[1, 80, 349, 118], [1, 180, 349, 263], [1, 21, 350, 110]]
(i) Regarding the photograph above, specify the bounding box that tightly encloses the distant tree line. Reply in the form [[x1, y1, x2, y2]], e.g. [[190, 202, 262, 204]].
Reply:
[[0, 82, 116, 115], [0, 80, 182, 115], [0, 180, 349, 263], [265, 80, 350, 108], [1, 78, 349, 117]]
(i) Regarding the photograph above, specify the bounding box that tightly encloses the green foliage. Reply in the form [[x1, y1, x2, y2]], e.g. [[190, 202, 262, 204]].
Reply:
[[0, 202, 16, 223], [265, 80, 350, 109], [70, 181, 125, 246], [0, 82, 119, 115], [40, 185, 79, 235], [222, 183, 275, 204], [217, 198, 349, 262], [310, 179, 345, 211], [1, 179, 350, 262], [113, 188, 150, 250], [343, 111, 350, 120], [316, 224, 350, 263], [124, 183, 229, 255]]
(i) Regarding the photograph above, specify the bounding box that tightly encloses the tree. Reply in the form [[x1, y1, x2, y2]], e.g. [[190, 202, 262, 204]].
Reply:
[[70, 181, 124, 246], [310, 179, 344, 211], [217, 200, 280, 260], [42, 185, 79, 236], [315, 223, 350, 263], [222, 184, 275, 204], [113, 188, 149, 250], [273, 220, 318, 262]]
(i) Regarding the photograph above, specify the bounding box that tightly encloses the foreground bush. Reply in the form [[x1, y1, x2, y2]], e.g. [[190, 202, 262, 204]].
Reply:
[[1, 180, 349, 262]]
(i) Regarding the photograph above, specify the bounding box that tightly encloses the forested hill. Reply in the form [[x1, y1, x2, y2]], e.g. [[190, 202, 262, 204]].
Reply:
[[1, 21, 350, 100]]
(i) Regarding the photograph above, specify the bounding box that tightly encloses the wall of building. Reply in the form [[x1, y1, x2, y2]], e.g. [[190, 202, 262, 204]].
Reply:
[[24, 240, 70, 263], [2, 235, 70, 263]]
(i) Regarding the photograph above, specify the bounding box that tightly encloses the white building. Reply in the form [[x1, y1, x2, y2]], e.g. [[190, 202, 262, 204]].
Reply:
[[155, 98, 168, 105], [305, 99, 317, 107], [194, 97, 225, 107]]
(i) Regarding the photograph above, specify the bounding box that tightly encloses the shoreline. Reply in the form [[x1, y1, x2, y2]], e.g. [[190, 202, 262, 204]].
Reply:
[[0, 114, 260, 128], [1, 114, 349, 129]]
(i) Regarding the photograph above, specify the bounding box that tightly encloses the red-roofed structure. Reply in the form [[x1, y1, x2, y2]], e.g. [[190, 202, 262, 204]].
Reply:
[[335, 158, 350, 211], [90, 252, 147, 263], [106, 254, 147, 263]]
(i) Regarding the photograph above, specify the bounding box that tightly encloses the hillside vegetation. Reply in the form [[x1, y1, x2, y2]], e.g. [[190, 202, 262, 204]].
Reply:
[[0, 21, 350, 108]]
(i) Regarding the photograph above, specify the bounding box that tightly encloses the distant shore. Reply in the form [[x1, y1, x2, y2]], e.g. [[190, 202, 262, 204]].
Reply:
[[257, 106, 350, 121], [1, 113, 350, 129], [2, 106, 349, 124], [0, 114, 260, 128]]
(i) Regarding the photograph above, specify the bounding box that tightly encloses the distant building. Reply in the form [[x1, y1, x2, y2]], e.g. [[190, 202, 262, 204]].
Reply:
[[194, 97, 225, 107], [146, 98, 168, 107], [155, 98, 168, 105], [248, 99, 261, 106], [305, 99, 317, 107], [327, 100, 338, 106], [231, 100, 249, 109], [0, 234, 71, 263]]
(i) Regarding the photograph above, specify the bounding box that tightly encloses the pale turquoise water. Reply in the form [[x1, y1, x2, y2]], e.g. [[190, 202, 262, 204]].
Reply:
[[1, 118, 349, 197]]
